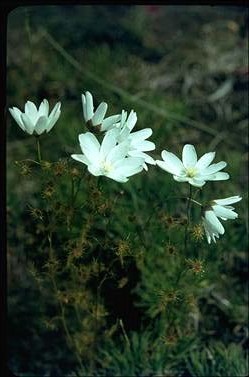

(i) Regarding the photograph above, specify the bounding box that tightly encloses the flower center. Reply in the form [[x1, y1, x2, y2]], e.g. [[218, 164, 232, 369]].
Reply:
[[186, 167, 198, 178], [101, 161, 113, 173]]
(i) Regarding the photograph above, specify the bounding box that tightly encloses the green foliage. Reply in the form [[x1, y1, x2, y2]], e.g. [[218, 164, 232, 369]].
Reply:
[[186, 342, 248, 377]]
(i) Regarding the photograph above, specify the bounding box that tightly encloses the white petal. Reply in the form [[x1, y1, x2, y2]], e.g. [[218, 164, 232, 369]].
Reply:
[[195, 152, 216, 170], [78, 132, 101, 164], [128, 150, 155, 165], [188, 178, 206, 187], [38, 99, 49, 117], [201, 161, 227, 175], [106, 171, 128, 183], [213, 196, 242, 206], [106, 142, 129, 164], [9, 107, 26, 131], [46, 102, 61, 132], [207, 172, 230, 181], [85, 91, 94, 121], [92, 102, 108, 126], [129, 128, 152, 143], [88, 164, 102, 177], [101, 114, 121, 131], [131, 140, 155, 152], [204, 210, 225, 234], [120, 110, 128, 127], [20, 113, 35, 134], [212, 204, 238, 220], [71, 154, 89, 165], [157, 150, 185, 175], [126, 110, 137, 131], [113, 157, 144, 176], [35, 116, 48, 135], [100, 129, 117, 159], [25, 101, 38, 123], [203, 221, 212, 244], [81, 94, 87, 121], [173, 175, 189, 182], [182, 144, 197, 168]]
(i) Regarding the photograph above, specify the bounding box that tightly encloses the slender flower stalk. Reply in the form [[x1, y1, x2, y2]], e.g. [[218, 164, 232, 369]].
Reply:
[[184, 185, 193, 253], [36, 136, 42, 163]]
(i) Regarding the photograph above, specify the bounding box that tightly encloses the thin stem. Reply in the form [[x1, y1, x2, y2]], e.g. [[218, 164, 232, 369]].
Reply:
[[36, 136, 42, 163], [47, 232, 84, 373], [18, 158, 40, 165], [187, 198, 202, 206], [184, 185, 192, 253], [119, 319, 130, 348]]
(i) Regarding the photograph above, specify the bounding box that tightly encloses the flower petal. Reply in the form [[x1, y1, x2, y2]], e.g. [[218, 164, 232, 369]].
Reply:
[[188, 178, 206, 187], [212, 204, 238, 220], [82, 92, 94, 122], [25, 101, 38, 123], [182, 144, 197, 168], [9, 107, 26, 131], [88, 164, 102, 176], [38, 99, 49, 117], [195, 152, 216, 170], [20, 113, 35, 134], [46, 102, 61, 132], [201, 161, 227, 175], [204, 210, 225, 234], [173, 175, 189, 182], [207, 172, 230, 181], [128, 150, 155, 165], [106, 171, 128, 183], [132, 140, 155, 152], [126, 110, 137, 131], [100, 129, 117, 159], [92, 102, 108, 126], [35, 116, 48, 135], [157, 150, 185, 175], [101, 114, 121, 131], [78, 132, 101, 164], [85, 91, 94, 121], [213, 196, 242, 206], [71, 154, 90, 165], [107, 142, 129, 164], [113, 157, 144, 176], [129, 128, 153, 143]]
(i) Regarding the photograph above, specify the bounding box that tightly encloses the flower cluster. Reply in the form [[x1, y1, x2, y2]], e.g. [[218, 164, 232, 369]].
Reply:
[[156, 144, 241, 243], [9, 91, 242, 244], [72, 91, 156, 181]]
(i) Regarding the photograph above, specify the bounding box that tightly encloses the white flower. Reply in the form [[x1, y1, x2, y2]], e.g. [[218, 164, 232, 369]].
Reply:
[[202, 195, 242, 244], [71, 130, 144, 183], [111, 110, 156, 170], [156, 144, 229, 187], [82, 91, 121, 132], [9, 99, 61, 135]]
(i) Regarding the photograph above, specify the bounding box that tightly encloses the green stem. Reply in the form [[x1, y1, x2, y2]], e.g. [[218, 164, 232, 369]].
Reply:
[[187, 197, 202, 206], [184, 185, 192, 253], [47, 232, 84, 374], [36, 136, 42, 163]]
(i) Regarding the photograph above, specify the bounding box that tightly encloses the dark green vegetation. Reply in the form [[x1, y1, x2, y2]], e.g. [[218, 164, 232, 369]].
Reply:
[[7, 5, 248, 376]]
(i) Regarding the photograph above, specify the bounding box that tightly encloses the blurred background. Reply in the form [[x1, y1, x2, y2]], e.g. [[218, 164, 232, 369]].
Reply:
[[7, 5, 248, 376]]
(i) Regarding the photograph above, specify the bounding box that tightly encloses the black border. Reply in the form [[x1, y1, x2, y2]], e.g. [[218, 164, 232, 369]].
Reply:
[[1, 2, 248, 377]]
